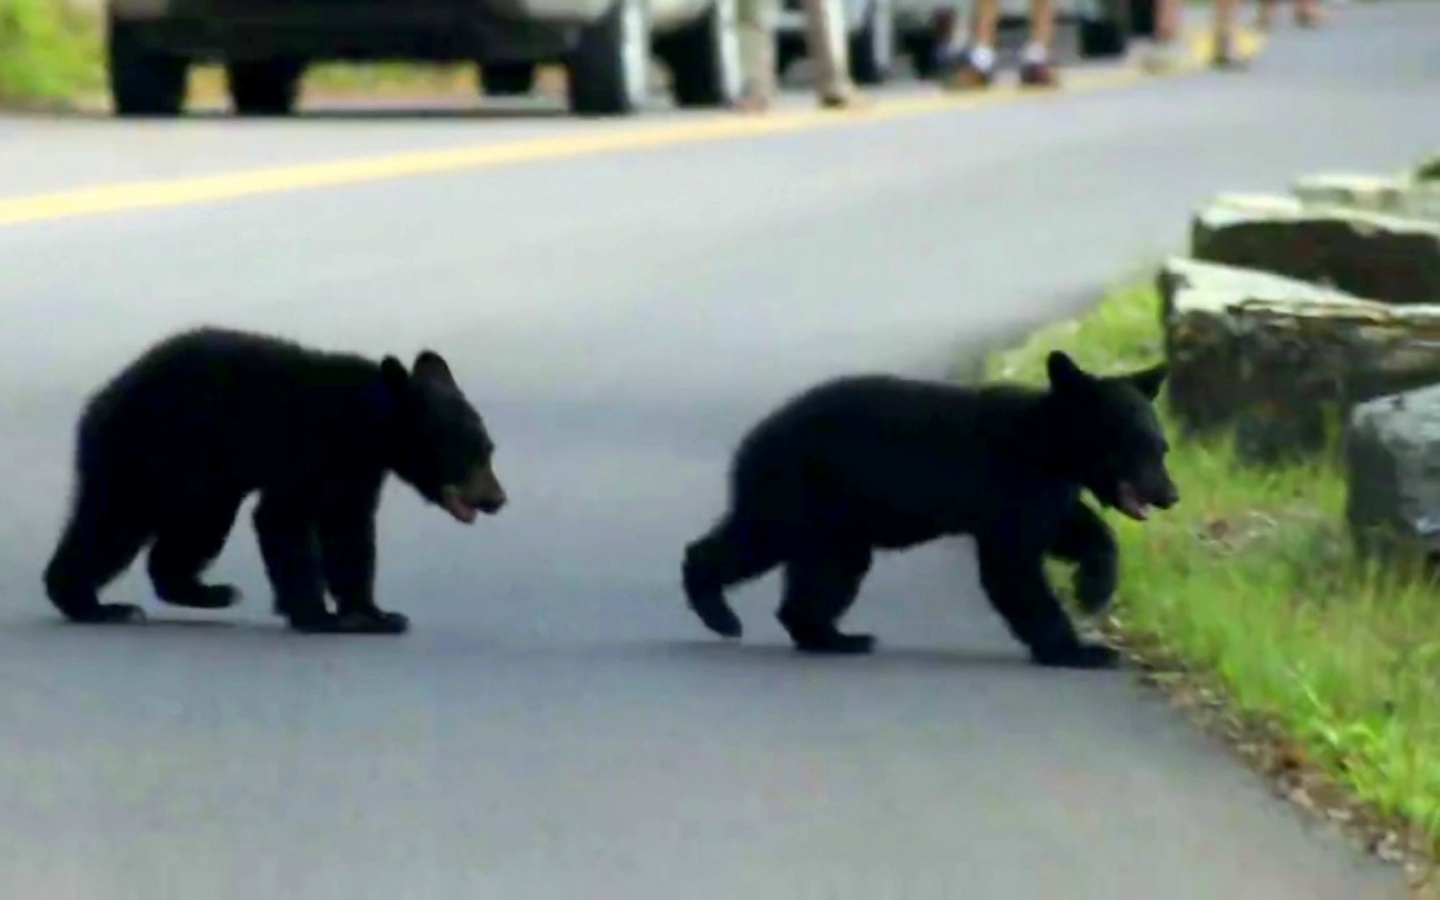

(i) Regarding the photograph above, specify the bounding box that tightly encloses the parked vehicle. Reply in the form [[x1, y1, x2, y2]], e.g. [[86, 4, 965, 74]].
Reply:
[[104, 0, 744, 118], [773, 0, 900, 86]]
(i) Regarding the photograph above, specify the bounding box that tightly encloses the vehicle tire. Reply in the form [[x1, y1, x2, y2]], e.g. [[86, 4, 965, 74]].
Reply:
[[566, 0, 651, 116], [482, 62, 538, 96], [659, 0, 743, 108], [848, 0, 896, 85], [903, 32, 939, 79], [1128, 0, 1156, 37], [107, 16, 188, 117], [226, 59, 305, 116], [1077, 16, 1127, 57], [775, 35, 803, 80]]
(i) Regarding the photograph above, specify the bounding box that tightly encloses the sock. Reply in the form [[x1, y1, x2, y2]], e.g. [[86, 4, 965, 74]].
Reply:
[[1020, 41, 1048, 65], [969, 44, 996, 71]]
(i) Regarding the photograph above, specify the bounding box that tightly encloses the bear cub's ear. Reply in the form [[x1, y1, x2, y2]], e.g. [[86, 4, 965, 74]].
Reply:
[[380, 356, 412, 396], [412, 350, 458, 389], [1045, 350, 1093, 393], [1127, 363, 1168, 401]]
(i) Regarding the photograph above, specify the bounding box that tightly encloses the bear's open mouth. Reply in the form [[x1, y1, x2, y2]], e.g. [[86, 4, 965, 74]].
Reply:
[[440, 485, 502, 524], [1115, 481, 1151, 522]]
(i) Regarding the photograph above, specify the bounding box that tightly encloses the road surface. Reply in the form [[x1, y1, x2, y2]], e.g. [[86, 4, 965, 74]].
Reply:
[[0, 5, 1434, 898]]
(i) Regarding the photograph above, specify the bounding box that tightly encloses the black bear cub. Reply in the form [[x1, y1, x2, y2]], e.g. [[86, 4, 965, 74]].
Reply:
[[682, 350, 1179, 669], [43, 327, 507, 635]]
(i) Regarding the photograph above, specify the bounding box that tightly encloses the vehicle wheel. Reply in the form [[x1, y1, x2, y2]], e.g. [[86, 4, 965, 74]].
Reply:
[[775, 35, 803, 81], [658, 0, 743, 107], [1127, 0, 1156, 37], [107, 16, 188, 117], [903, 33, 939, 79], [226, 59, 305, 116], [1077, 17, 1126, 58], [482, 62, 538, 97], [848, 0, 896, 85], [566, 0, 651, 116]]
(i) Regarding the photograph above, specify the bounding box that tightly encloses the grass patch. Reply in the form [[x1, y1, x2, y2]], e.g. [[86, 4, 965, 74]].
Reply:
[[983, 278, 1440, 864], [0, 0, 104, 108]]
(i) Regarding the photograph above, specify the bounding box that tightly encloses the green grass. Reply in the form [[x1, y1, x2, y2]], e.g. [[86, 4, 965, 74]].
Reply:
[[983, 278, 1440, 853], [0, 0, 104, 108]]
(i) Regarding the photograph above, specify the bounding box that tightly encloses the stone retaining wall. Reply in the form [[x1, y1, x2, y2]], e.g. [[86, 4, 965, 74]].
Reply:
[[1158, 149, 1440, 559]]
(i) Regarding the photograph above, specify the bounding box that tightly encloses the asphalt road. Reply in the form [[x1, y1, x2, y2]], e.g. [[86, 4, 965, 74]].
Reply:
[[0, 5, 1435, 898]]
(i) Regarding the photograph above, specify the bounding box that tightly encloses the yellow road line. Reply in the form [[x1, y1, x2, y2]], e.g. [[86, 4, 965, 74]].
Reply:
[[0, 27, 1262, 229]]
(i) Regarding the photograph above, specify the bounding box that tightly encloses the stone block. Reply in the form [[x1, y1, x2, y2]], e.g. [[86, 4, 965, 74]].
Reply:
[[1157, 256, 1360, 436], [1291, 172, 1440, 224], [1345, 382, 1440, 564], [1191, 193, 1440, 304], [1226, 296, 1440, 465]]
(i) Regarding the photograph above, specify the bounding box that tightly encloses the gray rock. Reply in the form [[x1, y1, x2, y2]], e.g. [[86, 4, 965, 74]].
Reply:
[[1157, 256, 1361, 436], [1291, 172, 1440, 224], [1416, 150, 1440, 183], [1191, 193, 1440, 304], [1345, 382, 1440, 564], [1226, 296, 1440, 466]]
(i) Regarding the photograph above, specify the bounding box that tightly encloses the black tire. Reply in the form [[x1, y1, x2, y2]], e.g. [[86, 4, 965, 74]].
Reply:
[[1079, 0, 1131, 57], [848, 0, 896, 85], [903, 33, 940, 80], [226, 59, 305, 117], [775, 35, 804, 80], [1128, 0, 1157, 37], [482, 62, 538, 97], [566, 0, 651, 116], [659, 0, 743, 108], [107, 16, 188, 117]]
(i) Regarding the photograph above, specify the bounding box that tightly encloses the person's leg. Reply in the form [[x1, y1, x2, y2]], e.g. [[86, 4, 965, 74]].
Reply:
[[1018, 0, 1059, 86], [801, 0, 868, 107], [1140, 0, 1186, 72], [1255, 0, 1275, 30], [1212, 0, 1241, 66], [735, 0, 777, 111], [942, 0, 999, 89], [1294, 0, 1324, 27]]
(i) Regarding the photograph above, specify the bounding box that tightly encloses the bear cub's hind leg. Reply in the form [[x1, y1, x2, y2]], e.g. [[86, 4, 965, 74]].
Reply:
[[146, 495, 246, 610], [776, 544, 875, 655], [44, 475, 151, 625], [683, 515, 780, 640]]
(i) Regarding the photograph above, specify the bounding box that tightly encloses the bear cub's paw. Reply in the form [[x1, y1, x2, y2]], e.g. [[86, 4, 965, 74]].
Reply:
[[778, 614, 877, 655], [686, 590, 744, 639], [793, 632, 877, 656], [73, 603, 148, 625], [160, 585, 243, 610], [1030, 640, 1120, 670], [288, 609, 410, 636]]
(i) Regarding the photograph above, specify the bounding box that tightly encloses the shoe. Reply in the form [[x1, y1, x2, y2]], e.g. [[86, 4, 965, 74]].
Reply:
[[732, 92, 771, 114], [818, 88, 871, 110], [1019, 60, 1061, 88], [1210, 32, 1247, 69], [1140, 44, 1186, 74], [943, 58, 993, 91]]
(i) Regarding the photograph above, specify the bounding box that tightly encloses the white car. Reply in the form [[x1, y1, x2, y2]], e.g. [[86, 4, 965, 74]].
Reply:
[[104, 0, 744, 117]]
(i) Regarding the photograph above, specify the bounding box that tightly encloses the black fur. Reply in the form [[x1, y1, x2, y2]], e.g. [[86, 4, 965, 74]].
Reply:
[[43, 327, 507, 634], [682, 350, 1178, 669]]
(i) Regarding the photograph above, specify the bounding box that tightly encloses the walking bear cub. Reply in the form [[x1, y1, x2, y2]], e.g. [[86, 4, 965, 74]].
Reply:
[[682, 350, 1179, 669], [43, 327, 507, 635]]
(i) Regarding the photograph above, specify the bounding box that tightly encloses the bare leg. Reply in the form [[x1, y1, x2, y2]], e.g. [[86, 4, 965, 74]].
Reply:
[[1018, 0, 1060, 87], [801, 0, 868, 107]]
